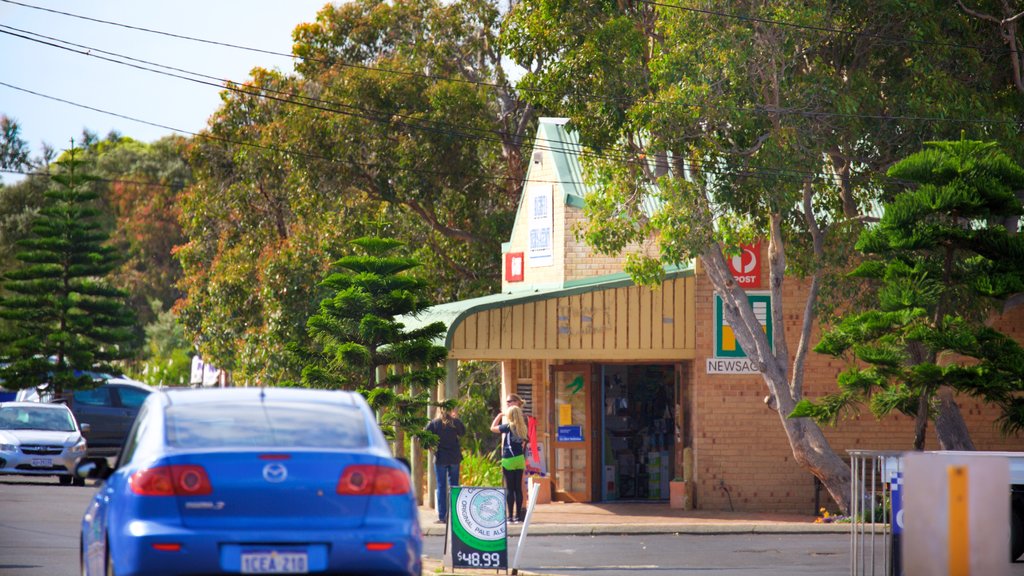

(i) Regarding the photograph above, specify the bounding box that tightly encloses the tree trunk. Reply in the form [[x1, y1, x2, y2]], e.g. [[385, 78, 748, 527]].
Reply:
[[772, 379, 853, 513], [934, 386, 975, 450], [701, 241, 852, 513], [912, 391, 929, 451]]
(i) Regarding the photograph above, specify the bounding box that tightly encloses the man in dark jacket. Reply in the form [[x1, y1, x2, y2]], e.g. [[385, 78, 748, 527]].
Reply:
[[425, 407, 465, 523]]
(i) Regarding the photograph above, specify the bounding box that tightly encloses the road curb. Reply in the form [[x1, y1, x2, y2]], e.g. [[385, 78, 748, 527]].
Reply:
[[422, 522, 850, 537]]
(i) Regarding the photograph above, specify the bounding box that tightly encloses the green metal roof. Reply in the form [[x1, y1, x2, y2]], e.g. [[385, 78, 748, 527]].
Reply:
[[400, 266, 694, 349]]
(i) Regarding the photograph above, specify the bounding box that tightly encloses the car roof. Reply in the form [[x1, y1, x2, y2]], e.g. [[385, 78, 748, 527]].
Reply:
[[158, 387, 365, 407], [0, 401, 72, 411], [102, 377, 154, 390]]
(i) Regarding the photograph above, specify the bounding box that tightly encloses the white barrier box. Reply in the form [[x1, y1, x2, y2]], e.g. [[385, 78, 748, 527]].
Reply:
[[903, 452, 1010, 576]]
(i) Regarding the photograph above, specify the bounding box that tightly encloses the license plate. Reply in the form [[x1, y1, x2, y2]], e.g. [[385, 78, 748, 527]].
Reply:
[[31, 458, 52, 467], [240, 551, 308, 574]]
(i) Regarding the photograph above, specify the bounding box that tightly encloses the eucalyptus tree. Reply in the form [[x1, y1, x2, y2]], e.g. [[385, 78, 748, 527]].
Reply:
[[500, 0, 1022, 511], [957, 0, 1024, 94], [180, 0, 534, 386], [78, 134, 191, 328]]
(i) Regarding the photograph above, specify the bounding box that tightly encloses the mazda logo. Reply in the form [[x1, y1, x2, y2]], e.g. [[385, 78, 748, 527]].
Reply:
[[262, 462, 288, 483]]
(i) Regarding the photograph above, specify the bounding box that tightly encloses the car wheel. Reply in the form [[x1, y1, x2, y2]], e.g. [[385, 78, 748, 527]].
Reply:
[[73, 475, 87, 487], [59, 475, 73, 485]]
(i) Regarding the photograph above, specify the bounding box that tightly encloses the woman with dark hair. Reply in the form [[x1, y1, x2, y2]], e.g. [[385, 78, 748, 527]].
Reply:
[[491, 405, 528, 523], [426, 406, 465, 524]]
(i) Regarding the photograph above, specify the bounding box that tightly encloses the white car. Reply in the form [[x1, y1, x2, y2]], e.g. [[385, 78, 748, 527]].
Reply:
[[0, 401, 89, 485]]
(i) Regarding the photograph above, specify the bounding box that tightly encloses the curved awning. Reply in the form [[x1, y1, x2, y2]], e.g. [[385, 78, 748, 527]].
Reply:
[[401, 268, 696, 362]]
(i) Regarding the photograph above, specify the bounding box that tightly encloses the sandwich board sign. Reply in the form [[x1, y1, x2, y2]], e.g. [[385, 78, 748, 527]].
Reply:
[[444, 486, 508, 571]]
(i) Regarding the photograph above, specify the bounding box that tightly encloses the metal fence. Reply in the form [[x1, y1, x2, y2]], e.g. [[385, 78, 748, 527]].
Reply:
[[848, 450, 904, 576]]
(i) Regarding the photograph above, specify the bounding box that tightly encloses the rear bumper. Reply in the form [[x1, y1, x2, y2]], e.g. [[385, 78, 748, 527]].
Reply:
[[107, 522, 422, 576]]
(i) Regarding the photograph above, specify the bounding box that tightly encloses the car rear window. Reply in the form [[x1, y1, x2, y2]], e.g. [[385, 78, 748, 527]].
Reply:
[[164, 401, 370, 450], [73, 387, 113, 407], [117, 387, 150, 408]]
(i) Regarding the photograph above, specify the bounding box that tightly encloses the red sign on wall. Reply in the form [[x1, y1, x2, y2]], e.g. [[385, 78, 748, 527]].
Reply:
[[505, 252, 524, 283], [727, 242, 761, 288]]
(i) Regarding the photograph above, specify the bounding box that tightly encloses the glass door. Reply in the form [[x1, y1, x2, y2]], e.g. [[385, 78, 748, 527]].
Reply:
[[550, 365, 591, 502]]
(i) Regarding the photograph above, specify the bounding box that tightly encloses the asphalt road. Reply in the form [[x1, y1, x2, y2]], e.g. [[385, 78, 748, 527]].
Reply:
[[425, 532, 853, 576], [0, 476, 87, 575], [4, 475, 1023, 576]]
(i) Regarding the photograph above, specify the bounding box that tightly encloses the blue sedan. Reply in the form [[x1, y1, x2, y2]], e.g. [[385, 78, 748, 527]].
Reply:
[[80, 387, 422, 576]]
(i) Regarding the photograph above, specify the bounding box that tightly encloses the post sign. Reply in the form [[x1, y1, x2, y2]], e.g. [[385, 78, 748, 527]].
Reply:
[[708, 293, 772, 374], [444, 486, 508, 571], [727, 242, 762, 288]]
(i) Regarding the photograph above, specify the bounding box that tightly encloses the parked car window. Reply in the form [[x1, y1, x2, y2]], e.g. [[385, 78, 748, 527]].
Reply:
[[117, 387, 150, 408], [165, 402, 370, 449], [74, 387, 114, 407], [0, 406, 76, 432]]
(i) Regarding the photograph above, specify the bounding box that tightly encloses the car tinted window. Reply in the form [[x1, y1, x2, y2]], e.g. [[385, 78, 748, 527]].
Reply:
[[73, 387, 114, 407], [165, 402, 370, 449], [116, 386, 150, 408]]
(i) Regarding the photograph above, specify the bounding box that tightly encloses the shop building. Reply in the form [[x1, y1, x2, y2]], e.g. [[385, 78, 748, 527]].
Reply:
[[408, 118, 1023, 514]]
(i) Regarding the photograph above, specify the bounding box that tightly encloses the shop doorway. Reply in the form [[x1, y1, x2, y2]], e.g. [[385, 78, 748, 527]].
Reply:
[[600, 364, 676, 501], [550, 365, 593, 502]]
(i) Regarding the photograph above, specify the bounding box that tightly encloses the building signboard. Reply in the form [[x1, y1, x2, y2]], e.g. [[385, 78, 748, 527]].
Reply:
[[727, 242, 762, 288], [527, 184, 553, 267], [709, 293, 772, 374]]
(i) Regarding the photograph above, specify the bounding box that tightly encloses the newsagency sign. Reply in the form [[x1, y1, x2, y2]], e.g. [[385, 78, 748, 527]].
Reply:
[[708, 293, 772, 375]]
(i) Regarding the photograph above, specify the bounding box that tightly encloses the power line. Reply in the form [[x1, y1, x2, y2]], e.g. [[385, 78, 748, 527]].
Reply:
[[4, 76, 858, 189], [4, 17, 1017, 192], [0, 0, 518, 95], [1, 167, 184, 190], [640, 0, 995, 53], [2, 0, 1015, 130], [0, 80, 601, 188], [0, 25, 837, 182]]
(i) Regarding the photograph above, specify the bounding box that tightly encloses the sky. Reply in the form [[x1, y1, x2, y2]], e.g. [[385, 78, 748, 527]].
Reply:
[[0, 0, 330, 182]]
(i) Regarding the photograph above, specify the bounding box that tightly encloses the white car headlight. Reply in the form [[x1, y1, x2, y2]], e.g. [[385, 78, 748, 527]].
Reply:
[[70, 438, 87, 454], [0, 443, 16, 452]]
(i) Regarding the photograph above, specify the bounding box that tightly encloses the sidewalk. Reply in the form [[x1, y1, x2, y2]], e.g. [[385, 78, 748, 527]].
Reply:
[[418, 500, 848, 575]]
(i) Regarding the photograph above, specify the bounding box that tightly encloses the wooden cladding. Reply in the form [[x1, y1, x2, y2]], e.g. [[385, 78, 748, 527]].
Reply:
[[449, 275, 696, 361]]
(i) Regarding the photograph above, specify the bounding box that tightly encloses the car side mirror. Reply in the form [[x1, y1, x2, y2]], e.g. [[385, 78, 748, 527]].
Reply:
[[80, 423, 91, 434]]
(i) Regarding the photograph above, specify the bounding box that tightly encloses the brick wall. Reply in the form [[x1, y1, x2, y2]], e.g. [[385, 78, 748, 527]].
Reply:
[[688, 265, 1024, 514], [563, 206, 658, 282]]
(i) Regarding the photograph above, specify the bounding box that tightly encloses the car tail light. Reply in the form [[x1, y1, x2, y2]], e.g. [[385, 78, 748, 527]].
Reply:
[[336, 465, 410, 496], [152, 543, 182, 552], [365, 542, 394, 551], [130, 465, 212, 496]]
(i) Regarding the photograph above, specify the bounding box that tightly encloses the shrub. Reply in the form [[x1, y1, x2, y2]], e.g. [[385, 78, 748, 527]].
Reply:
[[460, 450, 502, 487]]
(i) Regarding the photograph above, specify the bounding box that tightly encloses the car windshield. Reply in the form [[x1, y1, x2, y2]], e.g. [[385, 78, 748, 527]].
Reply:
[[165, 401, 370, 450], [0, 406, 76, 432]]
